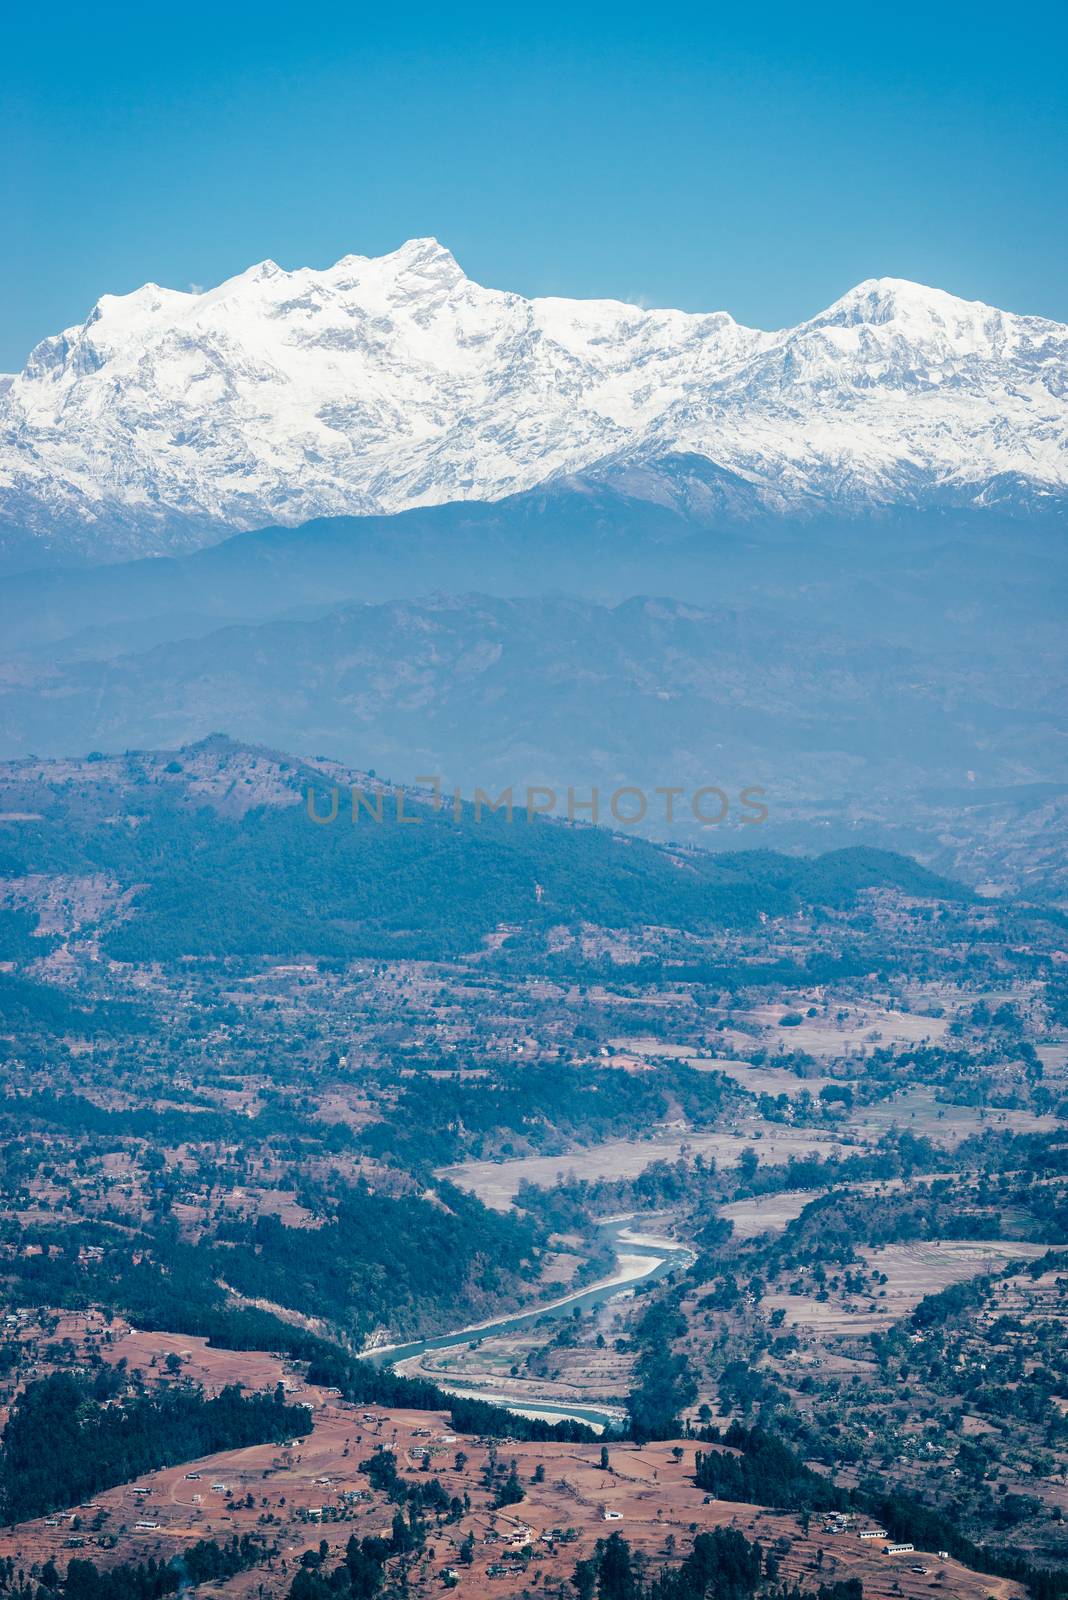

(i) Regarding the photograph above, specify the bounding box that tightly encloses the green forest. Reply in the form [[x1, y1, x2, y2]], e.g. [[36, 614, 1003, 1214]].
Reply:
[[0, 1371, 310, 1522]]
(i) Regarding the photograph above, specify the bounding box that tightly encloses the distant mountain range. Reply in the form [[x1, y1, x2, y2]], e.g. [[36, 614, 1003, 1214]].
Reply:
[[0, 583, 1055, 804], [1, 484, 1065, 895], [2, 238, 1066, 564]]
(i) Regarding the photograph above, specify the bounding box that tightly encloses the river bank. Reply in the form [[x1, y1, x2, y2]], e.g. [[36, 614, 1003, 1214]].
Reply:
[[361, 1217, 693, 1430]]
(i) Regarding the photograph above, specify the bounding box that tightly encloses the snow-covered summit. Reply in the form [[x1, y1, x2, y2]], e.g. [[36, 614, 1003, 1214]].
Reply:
[[1, 239, 1065, 558]]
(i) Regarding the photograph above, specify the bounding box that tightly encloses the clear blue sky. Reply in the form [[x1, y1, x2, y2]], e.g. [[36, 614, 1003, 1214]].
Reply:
[[3, 0, 1066, 370]]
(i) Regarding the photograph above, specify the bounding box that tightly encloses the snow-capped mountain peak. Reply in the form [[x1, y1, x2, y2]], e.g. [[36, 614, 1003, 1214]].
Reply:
[[1, 240, 1065, 561], [821, 275, 969, 322]]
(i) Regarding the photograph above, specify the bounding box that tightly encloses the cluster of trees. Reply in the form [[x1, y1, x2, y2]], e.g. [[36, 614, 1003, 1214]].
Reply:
[[502, 947, 900, 995], [214, 1177, 541, 1341], [0, 1163, 548, 1354], [93, 791, 822, 962], [287, 1526, 420, 1600], [43, 1559, 178, 1600], [183, 1534, 275, 1586], [357, 1448, 462, 1521], [627, 1299, 698, 1442], [517, 1129, 951, 1238], [762, 1185, 1007, 1270], [303, 1345, 596, 1443], [0, 908, 53, 961], [363, 1063, 678, 1167], [0, 1537, 273, 1600], [0, 1223, 354, 1372], [573, 1529, 863, 1600], [910, 1275, 990, 1329], [449, 1392, 597, 1443], [694, 1427, 845, 1512], [9, 1091, 233, 1145], [0, 1372, 309, 1522], [0, 976, 143, 1040]]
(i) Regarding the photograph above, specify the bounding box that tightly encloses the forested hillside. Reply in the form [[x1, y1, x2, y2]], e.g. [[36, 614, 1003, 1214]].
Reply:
[[0, 741, 962, 961]]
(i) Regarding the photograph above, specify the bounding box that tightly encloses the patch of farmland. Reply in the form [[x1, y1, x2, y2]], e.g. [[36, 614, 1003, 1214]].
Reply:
[[844, 1085, 1059, 1145], [718, 1189, 824, 1239], [440, 1125, 844, 1210], [764, 1238, 1062, 1335]]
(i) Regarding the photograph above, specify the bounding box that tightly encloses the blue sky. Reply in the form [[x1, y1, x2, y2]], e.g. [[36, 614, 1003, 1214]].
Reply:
[[3, 0, 1066, 370]]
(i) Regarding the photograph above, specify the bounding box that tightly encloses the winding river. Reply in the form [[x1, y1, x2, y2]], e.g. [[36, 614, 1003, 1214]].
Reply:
[[362, 1217, 694, 1432]]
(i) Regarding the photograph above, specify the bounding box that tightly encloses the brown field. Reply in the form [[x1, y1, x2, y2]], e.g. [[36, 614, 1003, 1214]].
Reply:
[[0, 1378, 1026, 1600], [1037, 1042, 1068, 1079], [695, 1061, 842, 1099], [99, 1325, 305, 1395]]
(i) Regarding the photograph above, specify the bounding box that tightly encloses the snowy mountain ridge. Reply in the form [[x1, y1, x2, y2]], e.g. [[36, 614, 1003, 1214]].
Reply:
[[2, 237, 1066, 559]]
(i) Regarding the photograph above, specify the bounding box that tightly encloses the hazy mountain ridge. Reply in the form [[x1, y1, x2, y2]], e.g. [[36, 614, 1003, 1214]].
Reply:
[[1, 476, 1064, 893], [2, 587, 1065, 894], [0, 588, 1053, 774], [0, 735, 967, 964], [2, 238, 1066, 562], [9, 479, 1063, 651]]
